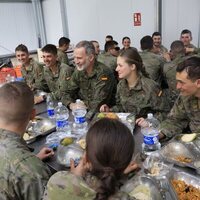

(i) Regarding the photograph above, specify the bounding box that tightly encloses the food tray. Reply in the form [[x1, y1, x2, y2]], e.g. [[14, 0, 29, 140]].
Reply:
[[168, 170, 200, 199], [23, 116, 56, 144], [121, 175, 163, 200], [160, 141, 200, 174]]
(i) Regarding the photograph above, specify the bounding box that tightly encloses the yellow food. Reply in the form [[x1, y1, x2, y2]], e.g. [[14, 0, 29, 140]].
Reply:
[[97, 112, 119, 119], [61, 137, 74, 146], [181, 133, 197, 142], [23, 132, 34, 141]]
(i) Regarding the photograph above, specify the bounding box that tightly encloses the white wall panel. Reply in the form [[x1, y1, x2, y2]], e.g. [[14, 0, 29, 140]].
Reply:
[[65, 0, 157, 50], [0, 2, 37, 55], [42, 0, 63, 45], [162, 0, 200, 49]]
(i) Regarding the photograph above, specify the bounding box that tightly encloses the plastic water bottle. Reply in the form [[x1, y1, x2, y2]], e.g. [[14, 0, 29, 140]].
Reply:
[[72, 99, 88, 134], [46, 95, 55, 119], [55, 102, 71, 134], [141, 113, 161, 156]]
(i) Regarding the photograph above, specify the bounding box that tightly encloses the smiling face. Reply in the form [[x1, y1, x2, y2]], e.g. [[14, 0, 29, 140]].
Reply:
[[116, 56, 135, 79], [152, 35, 161, 47], [15, 51, 30, 65], [176, 70, 198, 96], [74, 47, 92, 71], [42, 52, 57, 68]]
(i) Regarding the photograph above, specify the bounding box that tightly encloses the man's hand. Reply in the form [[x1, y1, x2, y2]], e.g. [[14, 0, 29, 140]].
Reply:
[[36, 147, 54, 160], [136, 117, 149, 127]]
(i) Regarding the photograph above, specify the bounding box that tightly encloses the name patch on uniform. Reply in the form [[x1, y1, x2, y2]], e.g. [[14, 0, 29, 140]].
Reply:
[[101, 76, 108, 81], [66, 77, 71, 80]]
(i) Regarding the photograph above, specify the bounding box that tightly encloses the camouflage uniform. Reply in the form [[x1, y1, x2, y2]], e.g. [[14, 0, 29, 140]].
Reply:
[[111, 76, 170, 120], [163, 54, 186, 107], [40, 62, 74, 101], [160, 95, 200, 138], [139, 50, 165, 86], [21, 58, 45, 90], [44, 171, 135, 200], [62, 61, 117, 119], [97, 52, 117, 72], [0, 129, 51, 200], [57, 49, 69, 65], [153, 45, 168, 55]]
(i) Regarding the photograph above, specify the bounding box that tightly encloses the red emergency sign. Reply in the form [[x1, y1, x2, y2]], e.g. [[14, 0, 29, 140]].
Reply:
[[133, 13, 141, 26]]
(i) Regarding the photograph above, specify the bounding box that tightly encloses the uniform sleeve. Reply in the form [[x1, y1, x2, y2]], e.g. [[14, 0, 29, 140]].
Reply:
[[159, 96, 188, 138], [61, 70, 80, 106], [45, 171, 96, 200], [86, 71, 116, 119]]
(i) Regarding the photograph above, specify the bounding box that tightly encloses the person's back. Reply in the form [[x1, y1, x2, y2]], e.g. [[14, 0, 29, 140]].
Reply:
[[45, 118, 137, 200], [140, 36, 165, 86], [0, 82, 52, 200], [57, 37, 70, 65]]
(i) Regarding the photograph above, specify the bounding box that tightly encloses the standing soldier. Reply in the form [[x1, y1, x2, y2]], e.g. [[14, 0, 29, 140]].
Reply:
[[62, 40, 116, 119], [15, 44, 46, 91]]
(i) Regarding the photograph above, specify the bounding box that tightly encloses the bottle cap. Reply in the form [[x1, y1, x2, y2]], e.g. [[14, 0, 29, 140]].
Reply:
[[147, 113, 153, 119]]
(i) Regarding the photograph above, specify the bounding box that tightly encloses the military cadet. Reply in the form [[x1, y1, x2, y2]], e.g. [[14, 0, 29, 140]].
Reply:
[[180, 29, 200, 55], [139, 35, 165, 87], [97, 40, 120, 73], [137, 57, 200, 140], [35, 44, 74, 103], [45, 118, 138, 200], [57, 37, 70, 65], [152, 32, 168, 55], [15, 44, 46, 91], [100, 48, 170, 120], [121, 36, 137, 51], [163, 40, 186, 107], [0, 82, 54, 200], [91, 40, 101, 56], [105, 34, 113, 42], [61, 40, 116, 120]]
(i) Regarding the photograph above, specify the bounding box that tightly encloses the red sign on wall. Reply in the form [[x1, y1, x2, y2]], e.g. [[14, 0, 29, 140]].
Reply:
[[133, 13, 141, 26]]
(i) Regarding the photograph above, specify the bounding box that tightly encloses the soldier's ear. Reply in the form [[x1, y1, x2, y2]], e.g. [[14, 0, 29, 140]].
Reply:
[[131, 64, 136, 71], [196, 79, 200, 88], [88, 54, 95, 62]]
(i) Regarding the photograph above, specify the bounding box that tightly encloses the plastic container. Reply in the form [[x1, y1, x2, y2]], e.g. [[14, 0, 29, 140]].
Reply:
[[55, 102, 71, 134], [141, 113, 161, 156], [72, 99, 88, 135], [46, 94, 55, 119]]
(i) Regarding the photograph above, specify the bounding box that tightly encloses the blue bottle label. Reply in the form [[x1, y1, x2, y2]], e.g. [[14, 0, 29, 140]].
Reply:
[[143, 135, 158, 145], [75, 117, 85, 124], [47, 109, 54, 117], [56, 119, 68, 128]]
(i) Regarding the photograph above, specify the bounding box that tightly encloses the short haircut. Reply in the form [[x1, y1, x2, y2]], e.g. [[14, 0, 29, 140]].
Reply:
[[181, 29, 192, 37], [105, 35, 113, 41], [0, 82, 34, 123], [75, 40, 95, 56], [140, 35, 153, 50], [177, 57, 200, 81], [42, 44, 57, 55], [152, 32, 161, 38], [15, 44, 28, 54], [104, 40, 118, 52], [122, 36, 130, 42], [58, 37, 70, 47], [170, 40, 184, 54]]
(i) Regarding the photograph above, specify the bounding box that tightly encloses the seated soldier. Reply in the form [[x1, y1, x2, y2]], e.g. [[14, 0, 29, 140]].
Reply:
[[57, 37, 70, 65], [100, 48, 170, 121], [62, 41, 117, 120], [44, 118, 138, 199], [15, 44, 46, 91], [0, 82, 54, 200], [137, 57, 200, 140], [35, 44, 74, 104]]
